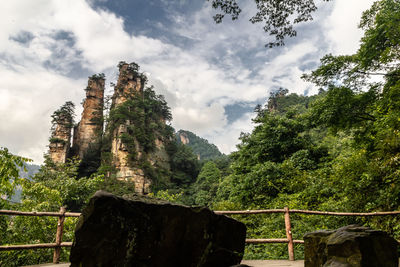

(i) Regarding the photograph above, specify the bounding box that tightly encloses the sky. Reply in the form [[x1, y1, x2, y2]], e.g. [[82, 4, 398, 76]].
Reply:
[[0, 0, 376, 164]]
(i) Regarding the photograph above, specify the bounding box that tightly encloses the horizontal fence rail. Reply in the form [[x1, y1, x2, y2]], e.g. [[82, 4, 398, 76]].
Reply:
[[214, 209, 400, 216], [1, 208, 399, 263], [0, 209, 81, 217], [0, 207, 79, 264], [0, 242, 73, 251], [215, 208, 400, 260]]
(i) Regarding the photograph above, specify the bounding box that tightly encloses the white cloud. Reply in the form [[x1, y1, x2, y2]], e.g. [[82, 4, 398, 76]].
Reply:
[[0, 65, 85, 163], [206, 112, 255, 154], [323, 0, 376, 55], [0, 0, 379, 164]]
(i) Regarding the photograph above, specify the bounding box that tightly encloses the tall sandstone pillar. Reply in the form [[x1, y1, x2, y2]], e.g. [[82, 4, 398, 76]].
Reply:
[[49, 115, 73, 164], [111, 63, 151, 194], [73, 75, 105, 159]]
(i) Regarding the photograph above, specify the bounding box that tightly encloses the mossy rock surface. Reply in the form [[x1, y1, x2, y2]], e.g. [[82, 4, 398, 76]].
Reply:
[[304, 225, 398, 267], [70, 190, 246, 267]]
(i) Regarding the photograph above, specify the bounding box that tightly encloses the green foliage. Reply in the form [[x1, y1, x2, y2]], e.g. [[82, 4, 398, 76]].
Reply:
[[29, 156, 104, 211], [0, 156, 102, 266], [107, 86, 172, 166], [0, 147, 31, 197], [193, 162, 221, 206], [176, 130, 223, 160], [50, 101, 75, 130], [212, 3, 400, 254], [148, 189, 184, 204], [78, 142, 102, 178], [232, 108, 308, 167], [168, 144, 200, 185], [309, 86, 377, 131], [210, 0, 332, 47], [211, 1, 400, 259], [89, 73, 105, 81], [48, 137, 67, 144]]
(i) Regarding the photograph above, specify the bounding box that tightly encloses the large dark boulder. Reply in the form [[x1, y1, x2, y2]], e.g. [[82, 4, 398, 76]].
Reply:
[[304, 224, 398, 267], [70, 191, 246, 267]]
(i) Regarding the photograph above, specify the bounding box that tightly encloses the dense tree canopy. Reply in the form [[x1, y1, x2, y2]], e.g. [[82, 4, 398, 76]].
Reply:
[[0, 148, 31, 197]]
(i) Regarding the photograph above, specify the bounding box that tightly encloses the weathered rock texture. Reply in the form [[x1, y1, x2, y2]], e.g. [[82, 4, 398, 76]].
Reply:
[[179, 131, 190, 145], [70, 191, 246, 267], [49, 117, 72, 164], [304, 224, 398, 267], [73, 76, 104, 159], [111, 63, 152, 193]]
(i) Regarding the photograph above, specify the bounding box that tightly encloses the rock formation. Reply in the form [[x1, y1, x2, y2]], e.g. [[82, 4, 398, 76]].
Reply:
[[179, 131, 190, 145], [48, 102, 74, 164], [49, 121, 72, 164], [70, 191, 246, 267], [47, 62, 173, 194], [110, 63, 152, 194], [72, 75, 104, 159], [304, 224, 398, 267]]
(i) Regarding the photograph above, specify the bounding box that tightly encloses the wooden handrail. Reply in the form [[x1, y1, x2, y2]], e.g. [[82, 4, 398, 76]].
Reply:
[[1, 207, 399, 263], [0, 209, 81, 217], [216, 208, 400, 261], [215, 209, 400, 216], [0, 242, 73, 251], [246, 239, 304, 244]]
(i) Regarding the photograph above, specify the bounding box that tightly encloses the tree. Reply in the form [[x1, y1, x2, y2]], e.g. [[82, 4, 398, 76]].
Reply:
[[302, 0, 400, 214], [209, 0, 332, 47], [0, 147, 31, 197], [0, 156, 103, 266], [50, 101, 75, 131], [193, 161, 221, 206]]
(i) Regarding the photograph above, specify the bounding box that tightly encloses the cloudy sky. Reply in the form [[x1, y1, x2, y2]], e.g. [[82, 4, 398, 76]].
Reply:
[[0, 0, 375, 164]]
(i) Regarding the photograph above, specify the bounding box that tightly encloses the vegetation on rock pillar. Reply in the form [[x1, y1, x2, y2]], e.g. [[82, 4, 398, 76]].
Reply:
[[50, 101, 75, 131], [48, 101, 75, 164]]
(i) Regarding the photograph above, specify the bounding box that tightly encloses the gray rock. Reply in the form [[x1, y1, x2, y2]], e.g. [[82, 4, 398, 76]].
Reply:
[[70, 190, 246, 267], [304, 224, 398, 267]]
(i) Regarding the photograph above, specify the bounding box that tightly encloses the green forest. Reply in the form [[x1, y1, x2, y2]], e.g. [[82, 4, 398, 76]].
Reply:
[[1, 0, 400, 265]]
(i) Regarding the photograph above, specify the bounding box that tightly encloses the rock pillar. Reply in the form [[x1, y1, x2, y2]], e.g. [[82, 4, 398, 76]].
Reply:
[[73, 75, 105, 159], [111, 63, 151, 194], [49, 115, 73, 164]]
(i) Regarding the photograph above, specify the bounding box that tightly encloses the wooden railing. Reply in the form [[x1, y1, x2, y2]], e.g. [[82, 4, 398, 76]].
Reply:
[[215, 208, 400, 261], [0, 208, 80, 264], [1, 207, 399, 263]]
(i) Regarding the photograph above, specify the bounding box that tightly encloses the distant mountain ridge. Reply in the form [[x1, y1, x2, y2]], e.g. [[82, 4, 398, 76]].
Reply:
[[176, 130, 223, 160]]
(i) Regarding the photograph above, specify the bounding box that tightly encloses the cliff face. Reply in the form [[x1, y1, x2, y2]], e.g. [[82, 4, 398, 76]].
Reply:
[[49, 115, 73, 164], [47, 62, 173, 195], [179, 132, 190, 145], [73, 76, 105, 159], [111, 63, 151, 194]]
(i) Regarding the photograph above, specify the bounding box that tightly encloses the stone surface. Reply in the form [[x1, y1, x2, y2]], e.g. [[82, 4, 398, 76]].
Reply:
[[179, 131, 190, 145], [70, 191, 246, 267], [48, 117, 72, 164], [110, 63, 171, 194], [111, 63, 150, 194], [304, 224, 399, 267], [72, 76, 104, 159]]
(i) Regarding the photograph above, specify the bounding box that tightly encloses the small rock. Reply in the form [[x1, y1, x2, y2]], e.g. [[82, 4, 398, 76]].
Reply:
[[304, 224, 398, 267]]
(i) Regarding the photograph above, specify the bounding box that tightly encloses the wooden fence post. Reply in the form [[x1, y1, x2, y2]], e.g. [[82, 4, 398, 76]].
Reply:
[[284, 207, 295, 261], [53, 207, 66, 264]]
